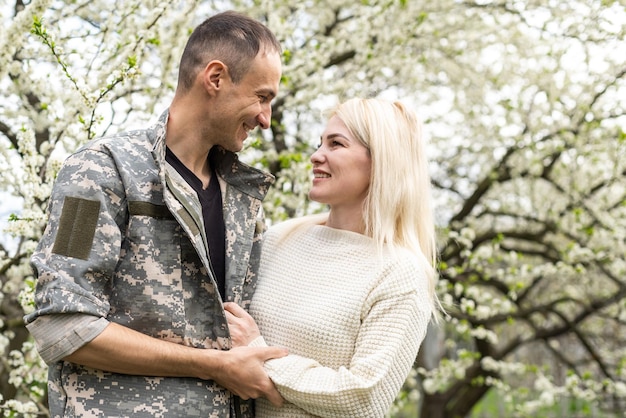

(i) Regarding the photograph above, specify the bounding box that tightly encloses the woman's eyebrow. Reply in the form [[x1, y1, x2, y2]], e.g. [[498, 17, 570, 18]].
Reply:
[[324, 133, 350, 141]]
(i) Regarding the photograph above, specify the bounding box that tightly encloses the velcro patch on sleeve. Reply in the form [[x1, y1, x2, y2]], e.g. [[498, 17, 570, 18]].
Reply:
[[52, 196, 101, 260]]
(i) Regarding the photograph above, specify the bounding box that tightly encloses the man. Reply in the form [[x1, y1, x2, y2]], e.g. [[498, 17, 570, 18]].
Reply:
[[24, 11, 286, 417]]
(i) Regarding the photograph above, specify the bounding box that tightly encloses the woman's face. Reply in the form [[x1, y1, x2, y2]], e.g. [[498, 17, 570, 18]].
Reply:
[[309, 115, 371, 211]]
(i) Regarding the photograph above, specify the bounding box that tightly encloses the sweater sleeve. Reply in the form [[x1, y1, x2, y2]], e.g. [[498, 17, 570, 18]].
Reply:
[[256, 263, 432, 417]]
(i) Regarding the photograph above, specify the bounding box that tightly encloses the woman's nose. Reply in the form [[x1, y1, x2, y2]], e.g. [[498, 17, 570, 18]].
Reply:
[[311, 147, 324, 163]]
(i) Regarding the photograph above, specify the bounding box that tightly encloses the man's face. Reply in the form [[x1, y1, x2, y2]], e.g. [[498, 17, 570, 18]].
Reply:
[[211, 51, 282, 152]]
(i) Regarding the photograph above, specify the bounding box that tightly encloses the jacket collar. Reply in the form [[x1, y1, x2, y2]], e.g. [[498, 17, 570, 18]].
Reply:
[[150, 109, 275, 200]]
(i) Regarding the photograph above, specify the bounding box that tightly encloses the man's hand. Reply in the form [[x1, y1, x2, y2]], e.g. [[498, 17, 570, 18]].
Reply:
[[224, 302, 261, 347], [209, 345, 287, 407]]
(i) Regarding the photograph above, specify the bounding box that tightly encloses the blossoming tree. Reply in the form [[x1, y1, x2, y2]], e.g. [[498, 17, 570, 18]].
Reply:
[[0, 0, 624, 417]]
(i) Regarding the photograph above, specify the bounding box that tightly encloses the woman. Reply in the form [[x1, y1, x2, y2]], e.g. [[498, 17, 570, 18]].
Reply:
[[225, 98, 439, 417]]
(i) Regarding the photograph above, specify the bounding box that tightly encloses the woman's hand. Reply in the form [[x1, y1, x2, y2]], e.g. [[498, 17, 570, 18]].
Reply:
[[224, 302, 261, 347]]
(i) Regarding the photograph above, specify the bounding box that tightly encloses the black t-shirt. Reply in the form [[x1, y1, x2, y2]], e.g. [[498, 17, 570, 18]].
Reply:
[[165, 147, 226, 300]]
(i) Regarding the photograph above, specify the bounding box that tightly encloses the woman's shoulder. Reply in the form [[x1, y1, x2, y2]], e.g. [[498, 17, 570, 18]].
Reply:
[[379, 247, 430, 290], [266, 213, 327, 238]]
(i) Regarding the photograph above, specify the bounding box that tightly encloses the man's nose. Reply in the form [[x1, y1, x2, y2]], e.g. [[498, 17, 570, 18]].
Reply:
[[257, 105, 272, 129]]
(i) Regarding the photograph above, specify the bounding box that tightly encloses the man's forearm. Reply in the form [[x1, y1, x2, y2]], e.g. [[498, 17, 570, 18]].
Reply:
[[63, 322, 211, 378], [64, 321, 288, 405]]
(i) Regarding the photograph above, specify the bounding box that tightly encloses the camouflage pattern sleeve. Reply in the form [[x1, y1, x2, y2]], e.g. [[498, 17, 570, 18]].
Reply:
[[25, 146, 126, 350], [25, 313, 108, 364]]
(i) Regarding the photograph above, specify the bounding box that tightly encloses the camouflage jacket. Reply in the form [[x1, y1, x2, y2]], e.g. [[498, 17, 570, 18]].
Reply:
[[24, 110, 274, 417]]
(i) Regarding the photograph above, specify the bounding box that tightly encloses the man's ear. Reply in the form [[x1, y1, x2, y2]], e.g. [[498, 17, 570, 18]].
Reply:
[[203, 60, 228, 94]]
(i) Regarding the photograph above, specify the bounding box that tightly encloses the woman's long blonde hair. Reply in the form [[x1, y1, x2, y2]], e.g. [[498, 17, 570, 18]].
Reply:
[[333, 98, 438, 312]]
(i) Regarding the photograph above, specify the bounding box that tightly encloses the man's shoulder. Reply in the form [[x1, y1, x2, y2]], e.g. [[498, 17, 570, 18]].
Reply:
[[82, 128, 153, 152], [77, 110, 167, 156]]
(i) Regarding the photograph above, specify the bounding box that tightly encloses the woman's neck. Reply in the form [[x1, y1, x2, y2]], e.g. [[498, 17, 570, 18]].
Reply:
[[325, 208, 366, 235]]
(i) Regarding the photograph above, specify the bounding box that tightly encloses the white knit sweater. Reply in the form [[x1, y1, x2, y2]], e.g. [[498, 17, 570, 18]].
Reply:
[[249, 217, 432, 417]]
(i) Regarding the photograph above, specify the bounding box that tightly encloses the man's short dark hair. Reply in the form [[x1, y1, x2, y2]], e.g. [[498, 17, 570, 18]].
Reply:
[[177, 11, 282, 92]]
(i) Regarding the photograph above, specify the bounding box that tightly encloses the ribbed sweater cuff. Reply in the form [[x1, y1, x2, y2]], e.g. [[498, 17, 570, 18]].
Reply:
[[248, 335, 268, 347]]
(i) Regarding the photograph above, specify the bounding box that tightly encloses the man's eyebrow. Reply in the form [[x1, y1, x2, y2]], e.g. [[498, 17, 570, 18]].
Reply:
[[258, 88, 277, 99]]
